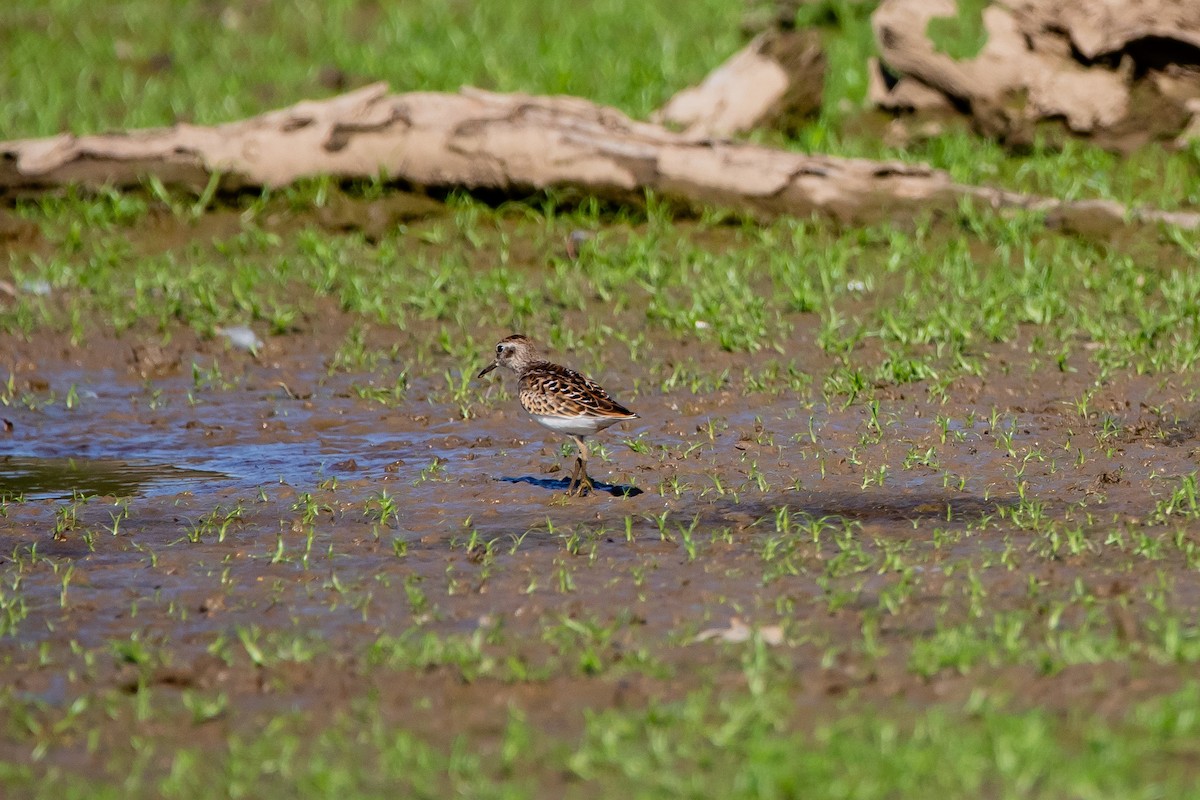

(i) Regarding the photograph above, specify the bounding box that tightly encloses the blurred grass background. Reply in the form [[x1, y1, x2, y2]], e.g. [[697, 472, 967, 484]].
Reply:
[[2, 0, 1198, 207], [1, 0, 743, 136]]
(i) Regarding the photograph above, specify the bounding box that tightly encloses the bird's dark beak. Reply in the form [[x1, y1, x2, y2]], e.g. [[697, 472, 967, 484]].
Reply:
[[477, 362, 497, 379]]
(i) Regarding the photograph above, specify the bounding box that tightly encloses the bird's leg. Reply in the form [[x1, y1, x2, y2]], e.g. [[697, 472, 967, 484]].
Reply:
[[570, 435, 593, 496], [566, 446, 582, 494]]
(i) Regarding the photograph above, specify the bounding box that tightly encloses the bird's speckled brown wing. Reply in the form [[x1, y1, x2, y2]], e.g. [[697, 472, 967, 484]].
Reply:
[[518, 362, 637, 419]]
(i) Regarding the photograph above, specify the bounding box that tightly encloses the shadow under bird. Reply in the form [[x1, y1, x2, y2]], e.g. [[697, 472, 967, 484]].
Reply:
[[477, 334, 639, 496]]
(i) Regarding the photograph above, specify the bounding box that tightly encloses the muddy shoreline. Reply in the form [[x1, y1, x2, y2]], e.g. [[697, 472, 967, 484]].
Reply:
[[4, 193, 1200, 791]]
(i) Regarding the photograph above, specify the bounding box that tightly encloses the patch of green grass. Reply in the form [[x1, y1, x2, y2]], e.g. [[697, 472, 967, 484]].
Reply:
[[7, 189, 1200, 395], [1, 0, 742, 137], [571, 684, 1200, 798], [793, 0, 880, 128], [6, 681, 1200, 798], [926, 0, 990, 61]]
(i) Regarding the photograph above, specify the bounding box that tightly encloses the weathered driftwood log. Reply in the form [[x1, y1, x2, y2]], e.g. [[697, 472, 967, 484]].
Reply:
[[870, 0, 1200, 148], [652, 29, 825, 138], [1, 83, 1198, 229]]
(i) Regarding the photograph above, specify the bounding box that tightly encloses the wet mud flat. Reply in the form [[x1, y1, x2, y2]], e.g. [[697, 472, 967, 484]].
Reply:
[[4, 335, 1200, 786], [3, 200, 1200, 794]]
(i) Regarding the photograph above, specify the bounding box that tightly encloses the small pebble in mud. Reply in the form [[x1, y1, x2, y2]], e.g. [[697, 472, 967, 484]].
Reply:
[[19, 279, 51, 296], [215, 325, 263, 354], [130, 342, 180, 377], [565, 230, 593, 260], [199, 595, 225, 615]]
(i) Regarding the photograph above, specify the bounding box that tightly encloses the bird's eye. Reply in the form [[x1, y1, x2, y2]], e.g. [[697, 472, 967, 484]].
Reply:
[[496, 345, 504, 355]]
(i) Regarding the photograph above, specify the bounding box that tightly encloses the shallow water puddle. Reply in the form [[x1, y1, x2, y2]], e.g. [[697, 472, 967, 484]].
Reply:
[[0, 456, 225, 500], [0, 368, 491, 500]]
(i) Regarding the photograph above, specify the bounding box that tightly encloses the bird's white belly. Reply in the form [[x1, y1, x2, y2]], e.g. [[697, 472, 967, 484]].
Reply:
[[530, 413, 617, 436]]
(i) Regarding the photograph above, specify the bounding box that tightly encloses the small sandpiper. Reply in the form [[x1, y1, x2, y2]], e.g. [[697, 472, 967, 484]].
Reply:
[[477, 334, 639, 496]]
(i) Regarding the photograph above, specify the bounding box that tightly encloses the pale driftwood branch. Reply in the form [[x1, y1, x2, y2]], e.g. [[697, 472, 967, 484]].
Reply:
[[872, 0, 1127, 131], [652, 29, 825, 139], [1, 83, 1198, 229], [870, 0, 1200, 147]]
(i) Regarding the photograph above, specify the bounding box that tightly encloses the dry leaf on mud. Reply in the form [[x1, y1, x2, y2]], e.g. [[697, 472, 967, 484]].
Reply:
[[693, 617, 784, 646]]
